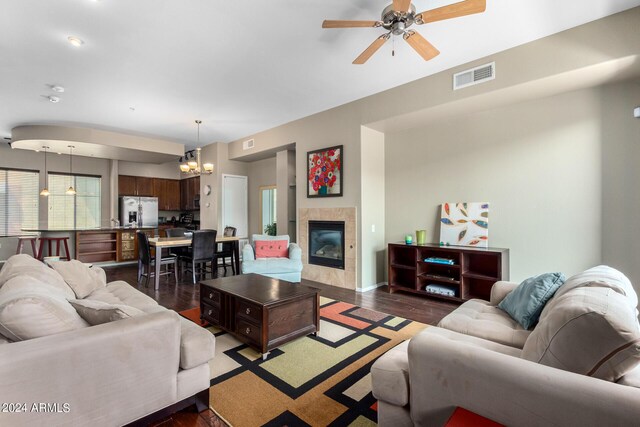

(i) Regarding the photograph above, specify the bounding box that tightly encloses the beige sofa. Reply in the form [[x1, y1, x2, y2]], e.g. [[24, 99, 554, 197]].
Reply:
[[0, 255, 215, 427], [372, 266, 640, 426]]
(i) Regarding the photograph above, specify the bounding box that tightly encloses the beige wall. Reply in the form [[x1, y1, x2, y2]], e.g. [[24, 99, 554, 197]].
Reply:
[[0, 144, 111, 260], [360, 127, 386, 288], [385, 88, 603, 282], [601, 80, 640, 287], [247, 157, 276, 236], [118, 160, 181, 180]]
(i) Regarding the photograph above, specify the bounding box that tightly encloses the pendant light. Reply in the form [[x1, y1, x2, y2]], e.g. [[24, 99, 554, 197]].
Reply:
[[66, 145, 76, 195], [178, 120, 214, 175], [40, 146, 50, 196]]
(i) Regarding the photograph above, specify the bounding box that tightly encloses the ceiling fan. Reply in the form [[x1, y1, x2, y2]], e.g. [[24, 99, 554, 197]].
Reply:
[[322, 0, 486, 64]]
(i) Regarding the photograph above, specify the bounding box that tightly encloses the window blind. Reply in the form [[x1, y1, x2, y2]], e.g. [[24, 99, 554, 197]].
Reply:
[[0, 169, 39, 237], [48, 174, 101, 229]]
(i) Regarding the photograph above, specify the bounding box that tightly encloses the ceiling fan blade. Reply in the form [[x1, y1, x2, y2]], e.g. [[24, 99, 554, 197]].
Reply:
[[392, 0, 412, 13], [353, 34, 390, 64], [322, 20, 381, 28], [403, 31, 440, 61], [416, 0, 486, 24]]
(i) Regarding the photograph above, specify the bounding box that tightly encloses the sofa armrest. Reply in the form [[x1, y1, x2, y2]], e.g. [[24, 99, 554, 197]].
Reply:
[[489, 281, 519, 305], [242, 243, 255, 261], [407, 328, 640, 427], [289, 243, 302, 261], [0, 311, 181, 427]]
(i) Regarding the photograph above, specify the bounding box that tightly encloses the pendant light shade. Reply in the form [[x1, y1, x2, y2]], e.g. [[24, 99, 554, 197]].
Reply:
[[66, 145, 76, 195], [40, 145, 50, 196]]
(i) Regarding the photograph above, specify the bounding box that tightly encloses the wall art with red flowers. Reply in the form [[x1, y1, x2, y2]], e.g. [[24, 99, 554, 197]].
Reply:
[[307, 145, 343, 198]]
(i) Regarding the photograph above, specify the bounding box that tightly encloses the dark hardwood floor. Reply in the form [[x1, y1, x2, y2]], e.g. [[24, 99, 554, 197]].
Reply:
[[104, 264, 458, 426], [105, 264, 458, 326]]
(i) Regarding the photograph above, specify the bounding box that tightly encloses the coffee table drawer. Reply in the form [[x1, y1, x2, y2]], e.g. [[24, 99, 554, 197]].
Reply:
[[201, 302, 220, 324], [236, 318, 261, 345], [202, 288, 221, 306], [236, 299, 262, 323]]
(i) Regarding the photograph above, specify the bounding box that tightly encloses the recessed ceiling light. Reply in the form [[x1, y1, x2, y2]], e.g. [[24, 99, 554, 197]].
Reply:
[[51, 85, 65, 93], [67, 36, 85, 47], [48, 96, 61, 103]]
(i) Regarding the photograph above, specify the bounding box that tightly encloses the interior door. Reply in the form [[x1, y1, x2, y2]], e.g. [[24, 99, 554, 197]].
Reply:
[[222, 174, 248, 239]]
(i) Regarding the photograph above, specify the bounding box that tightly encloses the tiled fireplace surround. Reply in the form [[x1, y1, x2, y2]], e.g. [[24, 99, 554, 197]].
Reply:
[[298, 207, 357, 290]]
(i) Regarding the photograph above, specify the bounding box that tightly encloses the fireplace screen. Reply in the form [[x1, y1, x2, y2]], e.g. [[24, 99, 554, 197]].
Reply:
[[308, 220, 345, 269]]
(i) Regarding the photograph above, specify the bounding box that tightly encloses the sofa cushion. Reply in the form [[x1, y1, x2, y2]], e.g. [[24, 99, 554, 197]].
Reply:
[[498, 272, 565, 330], [51, 260, 106, 298], [254, 240, 289, 258], [523, 287, 640, 381], [86, 281, 159, 311], [0, 276, 89, 341], [69, 299, 145, 325], [551, 266, 637, 311], [438, 299, 531, 349], [242, 258, 303, 275], [371, 340, 410, 406], [0, 254, 74, 300]]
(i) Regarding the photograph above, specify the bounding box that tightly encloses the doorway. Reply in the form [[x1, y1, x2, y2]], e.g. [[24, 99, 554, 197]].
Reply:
[[260, 185, 276, 235]]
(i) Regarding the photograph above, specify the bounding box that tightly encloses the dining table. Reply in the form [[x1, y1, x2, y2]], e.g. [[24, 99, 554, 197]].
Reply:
[[148, 235, 240, 290]]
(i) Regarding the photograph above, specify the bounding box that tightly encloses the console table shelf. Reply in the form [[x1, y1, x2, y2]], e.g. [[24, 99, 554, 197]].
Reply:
[[388, 243, 509, 303]]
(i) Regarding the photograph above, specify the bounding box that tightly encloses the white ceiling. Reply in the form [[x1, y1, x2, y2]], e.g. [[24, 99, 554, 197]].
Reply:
[[1, 0, 639, 148]]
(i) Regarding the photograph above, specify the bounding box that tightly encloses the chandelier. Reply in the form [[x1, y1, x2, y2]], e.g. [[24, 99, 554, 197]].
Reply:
[[179, 120, 213, 175]]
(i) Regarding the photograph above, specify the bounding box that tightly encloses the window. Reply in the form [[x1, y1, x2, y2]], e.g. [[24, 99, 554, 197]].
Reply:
[[260, 186, 276, 234], [0, 168, 39, 237], [48, 174, 101, 229]]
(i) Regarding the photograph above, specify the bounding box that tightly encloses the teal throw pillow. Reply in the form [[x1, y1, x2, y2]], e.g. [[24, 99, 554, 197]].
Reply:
[[498, 272, 566, 330]]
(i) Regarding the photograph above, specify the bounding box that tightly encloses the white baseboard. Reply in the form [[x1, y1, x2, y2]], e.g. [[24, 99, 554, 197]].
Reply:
[[357, 282, 386, 293]]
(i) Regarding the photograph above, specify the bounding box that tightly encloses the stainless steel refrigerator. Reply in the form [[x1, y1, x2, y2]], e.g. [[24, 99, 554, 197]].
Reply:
[[119, 196, 158, 228]]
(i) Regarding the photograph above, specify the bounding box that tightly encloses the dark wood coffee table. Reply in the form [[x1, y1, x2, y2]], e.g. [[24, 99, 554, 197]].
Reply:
[[199, 274, 320, 359]]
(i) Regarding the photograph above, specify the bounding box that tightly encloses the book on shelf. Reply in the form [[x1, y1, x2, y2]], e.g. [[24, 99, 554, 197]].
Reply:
[[424, 257, 455, 265], [425, 284, 456, 297]]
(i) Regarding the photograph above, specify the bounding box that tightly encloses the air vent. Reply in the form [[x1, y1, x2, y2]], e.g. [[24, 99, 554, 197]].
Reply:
[[243, 139, 255, 150], [453, 62, 495, 90]]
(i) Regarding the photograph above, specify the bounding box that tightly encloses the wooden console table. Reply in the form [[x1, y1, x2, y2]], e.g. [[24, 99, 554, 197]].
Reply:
[[388, 243, 509, 303]]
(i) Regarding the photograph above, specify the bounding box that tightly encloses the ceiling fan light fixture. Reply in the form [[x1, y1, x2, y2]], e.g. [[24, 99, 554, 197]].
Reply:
[[323, 0, 486, 63]]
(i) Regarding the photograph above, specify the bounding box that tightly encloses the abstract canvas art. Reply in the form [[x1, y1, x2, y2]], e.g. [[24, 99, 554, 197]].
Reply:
[[439, 202, 489, 248], [307, 145, 343, 198]]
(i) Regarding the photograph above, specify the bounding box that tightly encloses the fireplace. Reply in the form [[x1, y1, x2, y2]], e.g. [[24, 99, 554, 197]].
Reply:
[[308, 220, 345, 269]]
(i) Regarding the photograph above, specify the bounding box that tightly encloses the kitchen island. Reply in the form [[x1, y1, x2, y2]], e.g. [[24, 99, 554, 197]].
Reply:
[[22, 227, 157, 263]]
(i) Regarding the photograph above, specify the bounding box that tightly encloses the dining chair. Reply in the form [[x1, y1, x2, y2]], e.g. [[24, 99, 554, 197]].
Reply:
[[217, 226, 237, 275], [180, 229, 218, 284], [137, 232, 178, 287]]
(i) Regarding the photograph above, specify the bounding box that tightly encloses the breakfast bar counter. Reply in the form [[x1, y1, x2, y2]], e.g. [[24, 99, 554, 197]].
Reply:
[[22, 227, 157, 263]]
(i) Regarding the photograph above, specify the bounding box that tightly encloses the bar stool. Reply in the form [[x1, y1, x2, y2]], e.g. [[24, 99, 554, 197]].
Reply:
[[16, 236, 39, 258], [37, 237, 72, 261]]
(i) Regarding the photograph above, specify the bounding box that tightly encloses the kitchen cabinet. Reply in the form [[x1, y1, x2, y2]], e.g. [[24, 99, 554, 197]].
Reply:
[[136, 177, 154, 196], [119, 175, 155, 197], [152, 178, 181, 211], [180, 176, 200, 211], [166, 179, 180, 210], [118, 175, 136, 196]]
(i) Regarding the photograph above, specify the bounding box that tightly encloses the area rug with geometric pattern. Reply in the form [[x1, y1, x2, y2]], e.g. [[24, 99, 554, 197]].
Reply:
[[179, 297, 427, 427]]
